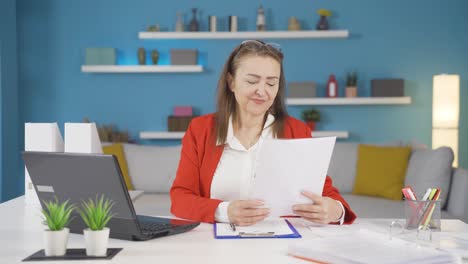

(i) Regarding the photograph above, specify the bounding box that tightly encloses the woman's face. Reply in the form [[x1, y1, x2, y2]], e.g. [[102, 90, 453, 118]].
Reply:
[[229, 55, 280, 118]]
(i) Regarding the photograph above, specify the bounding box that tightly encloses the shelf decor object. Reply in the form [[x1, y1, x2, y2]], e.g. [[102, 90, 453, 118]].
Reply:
[[371, 79, 404, 97], [170, 49, 198, 65], [85, 48, 116, 65], [288, 82, 317, 98], [432, 74, 459, 166], [316, 9, 332, 30], [345, 71, 358, 98]]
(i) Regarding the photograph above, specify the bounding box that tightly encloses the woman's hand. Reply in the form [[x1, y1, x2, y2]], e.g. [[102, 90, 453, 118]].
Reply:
[[293, 191, 343, 224], [228, 200, 270, 226]]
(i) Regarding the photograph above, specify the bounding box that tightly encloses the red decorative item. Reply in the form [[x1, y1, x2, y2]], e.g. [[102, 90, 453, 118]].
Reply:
[[306, 121, 316, 131], [327, 74, 338, 98]]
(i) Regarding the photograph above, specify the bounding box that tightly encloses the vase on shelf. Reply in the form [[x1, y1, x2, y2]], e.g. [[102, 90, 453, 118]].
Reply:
[[189, 8, 199, 32], [316, 15, 329, 30], [137, 48, 146, 65], [175, 12, 184, 32], [151, 49, 159, 65]]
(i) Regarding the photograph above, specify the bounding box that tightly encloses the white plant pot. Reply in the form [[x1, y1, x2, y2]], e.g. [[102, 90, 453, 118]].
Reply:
[[43, 228, 70, 256], [83, 228, 110, 256]]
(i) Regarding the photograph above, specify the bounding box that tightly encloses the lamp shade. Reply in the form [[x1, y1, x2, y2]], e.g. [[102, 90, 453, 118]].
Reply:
[[432, 74, 460, 128]]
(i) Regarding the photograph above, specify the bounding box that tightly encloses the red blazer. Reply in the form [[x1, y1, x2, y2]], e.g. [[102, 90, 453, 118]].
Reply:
[[170, 114, 357, 224]]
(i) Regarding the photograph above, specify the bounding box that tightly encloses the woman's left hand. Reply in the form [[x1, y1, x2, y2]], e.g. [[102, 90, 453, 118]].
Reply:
[[292, 191, 343, 224]]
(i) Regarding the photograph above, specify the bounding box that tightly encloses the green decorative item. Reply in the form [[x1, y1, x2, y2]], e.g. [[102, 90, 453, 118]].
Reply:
[[301, 109, 321, 131], [42, 197, 75, 231], [78, 195, 114, 231], [138, 47, 146, 65], [151, 49, 160, 65], [41, 197, 75, 256], [79, 195, 114, 257]]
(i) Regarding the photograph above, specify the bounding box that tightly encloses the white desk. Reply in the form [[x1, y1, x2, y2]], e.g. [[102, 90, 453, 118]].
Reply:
[[2, 195, 468, 264]]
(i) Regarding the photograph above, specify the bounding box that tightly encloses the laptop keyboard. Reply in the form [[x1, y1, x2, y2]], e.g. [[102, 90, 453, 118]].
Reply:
[[140, 222, 172, 235]]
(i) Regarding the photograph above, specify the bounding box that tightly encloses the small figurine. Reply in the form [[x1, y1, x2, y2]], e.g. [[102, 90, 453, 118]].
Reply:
[[288, 17, 301, 31], [256, 5, 266, 31]]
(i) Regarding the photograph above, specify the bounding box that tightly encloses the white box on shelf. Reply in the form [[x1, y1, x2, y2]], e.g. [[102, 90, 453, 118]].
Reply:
[[64, 123, 103, 154], [24, 123, 64, 205]]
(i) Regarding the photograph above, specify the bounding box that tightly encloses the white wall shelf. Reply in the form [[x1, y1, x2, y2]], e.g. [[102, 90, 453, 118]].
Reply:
[[139, 30, 349, 40], [140, 130, 349, 140], [286, 97, 411, 106], [81, 65, 203, 73]]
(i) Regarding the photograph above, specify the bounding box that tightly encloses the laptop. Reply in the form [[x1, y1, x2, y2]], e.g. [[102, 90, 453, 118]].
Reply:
[[22, 151, 200, 241]]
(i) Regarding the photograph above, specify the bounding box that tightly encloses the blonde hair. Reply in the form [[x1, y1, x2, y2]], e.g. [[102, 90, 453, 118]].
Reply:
[[215, 40, 288, 144]]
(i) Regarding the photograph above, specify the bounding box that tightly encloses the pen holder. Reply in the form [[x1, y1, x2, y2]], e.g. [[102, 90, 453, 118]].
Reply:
[[404, 200, 441, 231]]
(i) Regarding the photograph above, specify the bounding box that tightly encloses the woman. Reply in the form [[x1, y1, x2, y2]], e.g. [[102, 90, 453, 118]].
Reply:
[[170, 40, 356, 226]]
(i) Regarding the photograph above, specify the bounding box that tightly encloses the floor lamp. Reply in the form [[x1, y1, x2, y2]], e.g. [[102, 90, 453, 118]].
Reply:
[[432, 74, 459, 167]]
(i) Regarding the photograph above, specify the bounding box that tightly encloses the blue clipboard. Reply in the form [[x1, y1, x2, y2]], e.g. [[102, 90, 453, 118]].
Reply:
[[214, 219, 301, 239]]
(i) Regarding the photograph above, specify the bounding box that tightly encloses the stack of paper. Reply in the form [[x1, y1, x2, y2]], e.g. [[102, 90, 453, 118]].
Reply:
[[288, 230, 460, 264]]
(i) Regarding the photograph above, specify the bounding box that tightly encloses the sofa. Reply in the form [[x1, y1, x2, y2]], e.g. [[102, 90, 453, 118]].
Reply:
[[119, 142, 468, 224]]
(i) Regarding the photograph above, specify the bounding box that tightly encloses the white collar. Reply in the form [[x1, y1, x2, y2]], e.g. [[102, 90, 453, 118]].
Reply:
[[217, 113, 275, 147]]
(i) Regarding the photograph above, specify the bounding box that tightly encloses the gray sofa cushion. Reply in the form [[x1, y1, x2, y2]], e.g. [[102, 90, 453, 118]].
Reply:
[[327, 143, 358, 193], [404, 147, 453, 207], [123, 144, 181, 193]]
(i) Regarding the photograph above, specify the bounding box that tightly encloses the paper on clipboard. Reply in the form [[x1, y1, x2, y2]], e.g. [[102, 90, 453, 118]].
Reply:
[[249, 137, 336, 217]]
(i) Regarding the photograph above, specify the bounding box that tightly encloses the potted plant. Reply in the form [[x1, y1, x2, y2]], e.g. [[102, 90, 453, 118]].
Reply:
[[301, 109, 320, 131], [78, 195, 114, 257], [346, 71, 358, 98], [41, 198, 75, 256]]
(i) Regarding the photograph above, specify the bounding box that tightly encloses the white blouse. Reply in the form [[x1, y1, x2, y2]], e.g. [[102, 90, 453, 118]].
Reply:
[[210, 114, 345, 224]]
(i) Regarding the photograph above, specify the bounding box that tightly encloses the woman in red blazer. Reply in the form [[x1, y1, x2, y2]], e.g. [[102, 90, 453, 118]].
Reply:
[[170, 40, 356, 225]]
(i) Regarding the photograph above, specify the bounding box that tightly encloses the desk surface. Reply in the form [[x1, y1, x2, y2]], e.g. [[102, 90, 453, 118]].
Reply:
[[1, 195, 467, 264]]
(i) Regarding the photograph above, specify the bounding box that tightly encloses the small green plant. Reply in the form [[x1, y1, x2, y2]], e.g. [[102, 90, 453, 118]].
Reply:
[[41, 198, 75, 231], [78, 195, 115, 231], [301, 109, 321, 122], [346, 72, 358, 87]]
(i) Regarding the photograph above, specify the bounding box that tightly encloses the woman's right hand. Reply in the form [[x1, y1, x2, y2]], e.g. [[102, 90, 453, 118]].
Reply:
[[227, 200, 270, 226]]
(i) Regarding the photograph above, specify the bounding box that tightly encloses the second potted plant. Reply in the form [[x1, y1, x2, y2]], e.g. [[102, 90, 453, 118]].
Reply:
[[301, 109, 321, 131], [79, 195, 114, 257], [41, 198, 75, 256], [346, 71, 358, 98]]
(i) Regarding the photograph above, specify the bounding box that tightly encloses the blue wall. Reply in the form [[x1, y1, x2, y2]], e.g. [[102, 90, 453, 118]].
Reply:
[[11, 0, 468, 201], [0, 0, 20, 202]]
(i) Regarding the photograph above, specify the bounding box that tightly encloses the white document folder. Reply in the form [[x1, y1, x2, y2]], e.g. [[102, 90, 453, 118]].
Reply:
[[249, 137, 336, 217], [24, 123, 64, 205], [64, 123, 103, 154]]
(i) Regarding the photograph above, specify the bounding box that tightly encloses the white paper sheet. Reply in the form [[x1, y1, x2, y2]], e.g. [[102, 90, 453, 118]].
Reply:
[[288, 230, 460, 264], [216, 219, 294, 236], [249, 137, 336, 217]]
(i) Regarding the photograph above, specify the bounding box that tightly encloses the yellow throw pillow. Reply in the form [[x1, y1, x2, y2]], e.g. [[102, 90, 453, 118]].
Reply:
[[102, 143, 134, 190], [352, 144, 411, 200]]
